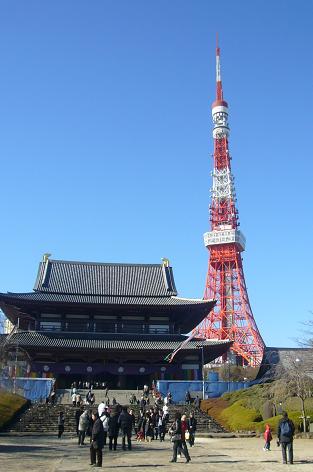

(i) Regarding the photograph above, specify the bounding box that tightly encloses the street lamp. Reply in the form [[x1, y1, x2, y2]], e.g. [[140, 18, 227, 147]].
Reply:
[[225, 360, 230, 392], [201, 344, 205, 400]]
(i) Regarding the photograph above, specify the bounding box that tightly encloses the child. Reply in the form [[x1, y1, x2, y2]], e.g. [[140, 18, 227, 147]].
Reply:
[[263, 424, 272, 451]]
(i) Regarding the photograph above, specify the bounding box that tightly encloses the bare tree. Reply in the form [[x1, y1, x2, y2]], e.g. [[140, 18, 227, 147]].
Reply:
[[269, 352, 313, 433]]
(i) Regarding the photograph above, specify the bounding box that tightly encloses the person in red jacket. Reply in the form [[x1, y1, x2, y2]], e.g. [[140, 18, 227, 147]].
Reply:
[[178, 414, 191, 462], [263, 424, 272, 451]]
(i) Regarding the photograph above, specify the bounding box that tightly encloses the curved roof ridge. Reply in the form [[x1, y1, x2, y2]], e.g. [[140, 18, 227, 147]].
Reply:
[[172, 296, 214, 303], [48, 259, 163, 267]]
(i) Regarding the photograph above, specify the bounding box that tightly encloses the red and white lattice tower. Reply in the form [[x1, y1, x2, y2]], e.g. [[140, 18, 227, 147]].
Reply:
[[197, 41, 265, 366]]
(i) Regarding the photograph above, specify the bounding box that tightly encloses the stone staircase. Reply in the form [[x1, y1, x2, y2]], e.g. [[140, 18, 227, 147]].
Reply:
[[6, 391, 226, 434]]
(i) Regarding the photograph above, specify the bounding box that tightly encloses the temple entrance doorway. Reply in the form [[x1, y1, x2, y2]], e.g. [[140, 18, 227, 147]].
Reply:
[[56, 372, 119, 389]]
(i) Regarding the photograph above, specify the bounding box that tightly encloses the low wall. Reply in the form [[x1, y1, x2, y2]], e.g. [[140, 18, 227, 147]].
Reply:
[[157, 380, 251, 403], [0, 377, 55, 402]]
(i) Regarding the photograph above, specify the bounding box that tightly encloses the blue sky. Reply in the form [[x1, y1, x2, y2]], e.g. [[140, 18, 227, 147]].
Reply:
[[0, 1, 312, 347]]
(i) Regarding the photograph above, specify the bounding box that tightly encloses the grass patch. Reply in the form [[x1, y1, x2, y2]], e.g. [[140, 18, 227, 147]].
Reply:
[[202, 383, 313, 433], [0, 389, 28, 429]]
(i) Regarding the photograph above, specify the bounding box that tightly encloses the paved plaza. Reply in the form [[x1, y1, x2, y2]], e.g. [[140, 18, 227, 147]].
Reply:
[[0, 435, 312, 471]]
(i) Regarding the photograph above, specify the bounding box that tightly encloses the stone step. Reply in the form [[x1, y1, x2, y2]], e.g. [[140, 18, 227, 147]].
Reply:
[[57, 389, 141, 406]]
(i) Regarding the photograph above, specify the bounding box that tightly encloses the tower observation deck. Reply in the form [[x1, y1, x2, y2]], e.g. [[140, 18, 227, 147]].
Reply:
[[196, 40, 265, 366]]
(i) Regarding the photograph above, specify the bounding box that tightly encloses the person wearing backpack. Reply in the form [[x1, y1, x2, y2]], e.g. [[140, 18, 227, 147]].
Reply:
[[277, 412, 295, 464]]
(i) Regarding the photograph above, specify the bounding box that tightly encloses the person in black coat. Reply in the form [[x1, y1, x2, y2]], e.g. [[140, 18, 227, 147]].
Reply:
[[277, 412, 295, 464], [118, 406, 133, 450], [90, 412, 105, 467], [187, 412, 197, 447], [57, 411, 65, 439], [108, 411, 120, 451]]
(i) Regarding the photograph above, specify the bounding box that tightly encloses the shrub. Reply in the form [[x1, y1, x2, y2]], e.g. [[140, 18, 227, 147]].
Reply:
[[0, 389, 27, 429], [220, 400, 262, 431]]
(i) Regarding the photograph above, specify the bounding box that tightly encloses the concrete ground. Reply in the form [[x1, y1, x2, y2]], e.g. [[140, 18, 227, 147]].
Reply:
[[0, 434, 312, 472]]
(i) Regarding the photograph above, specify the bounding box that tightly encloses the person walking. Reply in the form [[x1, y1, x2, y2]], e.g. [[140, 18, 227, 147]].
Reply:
[[90, 411, 105, 468], [178, 414, 191, 462], [78, 409, 89, 446], [57, 411, 65, 439], [193, 395, 200, 410], [277, 412, 295, 464], [185, 391, 191, 406], [187, 412, 197, 447], [263, 423, 272, 451], [118, 406, 133, 451], [169, 412, 189, 463]]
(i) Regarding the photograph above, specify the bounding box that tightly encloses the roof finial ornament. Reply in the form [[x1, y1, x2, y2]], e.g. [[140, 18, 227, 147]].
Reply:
[[42, 253, 51, 263], [161, 257, 170, 268]]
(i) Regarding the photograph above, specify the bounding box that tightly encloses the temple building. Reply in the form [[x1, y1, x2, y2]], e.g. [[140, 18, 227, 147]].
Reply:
[[0, 256, 232, 388]]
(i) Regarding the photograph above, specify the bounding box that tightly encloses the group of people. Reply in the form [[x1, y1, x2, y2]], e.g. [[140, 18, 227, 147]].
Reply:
[[70, 381, 109, 391], [185, 391, 201, 409], [263, 411, 296, 465], [57, 390, 198, 468], [58, 386, 298, 468]]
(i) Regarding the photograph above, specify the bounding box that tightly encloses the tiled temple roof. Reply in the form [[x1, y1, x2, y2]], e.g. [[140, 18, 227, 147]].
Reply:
[[2, 331, 232, 362], [34, 259, 177, 297], [0, 258, 216, 333], [0, 291, 212, 306]]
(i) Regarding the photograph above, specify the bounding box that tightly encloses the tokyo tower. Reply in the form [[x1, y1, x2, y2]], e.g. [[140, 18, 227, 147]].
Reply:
[[198, 40, 265, 366]]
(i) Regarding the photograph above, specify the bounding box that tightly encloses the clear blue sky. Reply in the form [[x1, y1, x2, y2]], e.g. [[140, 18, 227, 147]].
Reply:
[[0, 1, 312, 347]]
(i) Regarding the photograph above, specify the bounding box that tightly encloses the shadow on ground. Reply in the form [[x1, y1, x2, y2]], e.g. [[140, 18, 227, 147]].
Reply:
[[0, 444, 61, 454]]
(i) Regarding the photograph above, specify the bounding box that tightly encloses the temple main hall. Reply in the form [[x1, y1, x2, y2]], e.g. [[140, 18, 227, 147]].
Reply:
[[0, 256, 232, 388]]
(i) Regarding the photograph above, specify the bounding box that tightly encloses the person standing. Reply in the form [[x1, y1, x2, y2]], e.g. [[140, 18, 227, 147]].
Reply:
[[98, 401, 106, 418], [78, 409, 89, 446], [157, 412, 166, 442], [86, 390, 92, 405], [75, 407, 83, 436], [144, 412, 154, 442], [72, 392, 77, 407], [76, 393, 81, 407], [108, 410, 120, 451], [169, 412, 189, 463], [162, 403, 169, 423], [118, 406, 133, 451], [277, 412, 295, 464], [167, 391, 172, 405], [129, 409, 136, 435], [137, 409, 146, 441], [90, 411, 105, 467], [263, 424, 272, 451], [187, 412, 197, 447], [57, 411, 65, 439], [100, 411, 109, 446]]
